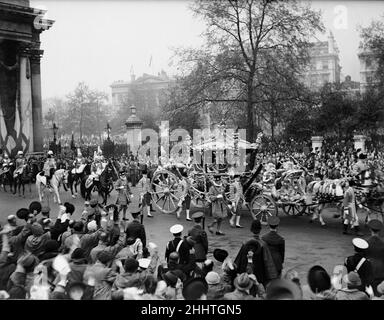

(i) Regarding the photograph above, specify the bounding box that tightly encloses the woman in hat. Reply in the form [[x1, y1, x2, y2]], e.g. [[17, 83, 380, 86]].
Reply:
[[205, 271, 231, 300], [207, 175, 227, 235], [335, 271, 369, 300], [115, 169, 133, 221], [223, 273, 256, 300]]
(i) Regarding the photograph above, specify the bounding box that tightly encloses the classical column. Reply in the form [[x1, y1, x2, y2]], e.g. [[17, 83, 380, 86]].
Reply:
[[311, 136, 324, 152], [30, 49, 44, 152], [19, 49, 34, 153]]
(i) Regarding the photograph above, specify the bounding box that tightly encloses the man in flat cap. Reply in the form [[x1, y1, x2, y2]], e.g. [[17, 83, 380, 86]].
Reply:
[[165, 224, 184, 263], [366, 219, 384, 296], [261, 216, 285, 278], [345, 238, 373, 293], [188, 212, 208, 266]]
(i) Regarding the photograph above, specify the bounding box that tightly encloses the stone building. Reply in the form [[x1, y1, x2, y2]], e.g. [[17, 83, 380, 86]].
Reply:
[[358, 43, 379, 92], [110, 70, 174, 120], [300, 32, 342, 90], [340, 75, 360, 98], [0, 0, 53, 155]]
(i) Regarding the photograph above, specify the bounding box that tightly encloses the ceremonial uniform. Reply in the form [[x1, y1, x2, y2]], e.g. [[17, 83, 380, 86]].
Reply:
[[14, 153, 26, 178], [43, 156, 56, 183], [345, 253, 373, 292], [165, 224, 184, 263], [229, 177, 245, 228], [165, 237, 183, 262], [176, 175, 192, 221], [0, 156, 11, 175], [137, 175, 151, 207], [115, 177, 132, 206], [188, 212, 208, 263], [115, 171, 132, 220], [73, 156, 86, 173], [342, 183, 360, 234], [207, 177, 228, 236], [345, 238, 373, 292], [208, 184, 227, 219]]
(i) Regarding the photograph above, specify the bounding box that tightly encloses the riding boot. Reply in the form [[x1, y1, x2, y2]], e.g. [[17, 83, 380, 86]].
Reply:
[[343, 223, 349, 235], [354, 226, 364, 236]]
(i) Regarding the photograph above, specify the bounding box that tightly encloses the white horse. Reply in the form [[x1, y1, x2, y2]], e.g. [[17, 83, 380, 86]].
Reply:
[[36, 169, 69, 204]]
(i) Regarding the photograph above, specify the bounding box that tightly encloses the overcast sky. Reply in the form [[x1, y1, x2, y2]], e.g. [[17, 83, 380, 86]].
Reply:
[[31, 0, 384, 100]]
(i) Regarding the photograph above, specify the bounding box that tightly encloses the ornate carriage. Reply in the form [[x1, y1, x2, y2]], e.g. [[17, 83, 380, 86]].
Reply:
[[149, 133, 263, 215]]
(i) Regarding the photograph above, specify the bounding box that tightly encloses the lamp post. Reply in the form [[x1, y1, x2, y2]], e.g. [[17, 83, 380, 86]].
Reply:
[[52, 123, 58, 154], [105, 123, 111, 141]]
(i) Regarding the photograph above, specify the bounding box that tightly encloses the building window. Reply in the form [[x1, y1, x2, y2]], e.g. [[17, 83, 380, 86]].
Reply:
[[322, 61, 328, 70], [366, 58, 372, 69]]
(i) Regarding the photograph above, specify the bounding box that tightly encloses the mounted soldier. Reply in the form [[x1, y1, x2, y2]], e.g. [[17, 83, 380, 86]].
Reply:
[[0, 151, 12, 175], [72, 148, 86, 175], [13, 150, 26, 179], [43, 150, 57, 189], [88, 146, 106, 186]]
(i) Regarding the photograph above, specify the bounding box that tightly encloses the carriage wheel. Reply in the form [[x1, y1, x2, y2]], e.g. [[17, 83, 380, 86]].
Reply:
[[151, 170, 180, 214], [282, 202, 306, 216], [250, 194, 278, 225]]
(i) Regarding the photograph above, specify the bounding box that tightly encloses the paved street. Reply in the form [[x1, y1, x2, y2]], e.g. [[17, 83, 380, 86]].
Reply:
[[0, 184, 376, 285]]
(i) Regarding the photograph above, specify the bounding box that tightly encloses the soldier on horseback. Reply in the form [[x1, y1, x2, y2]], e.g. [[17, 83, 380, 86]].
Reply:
[[43, 150, 57, 189], [72, 148, 86, 174], [14, 151, 26, 179], [1, 151, 12, 174]]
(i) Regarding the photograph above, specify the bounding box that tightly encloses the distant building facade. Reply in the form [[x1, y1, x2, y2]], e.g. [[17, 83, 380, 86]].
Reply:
[[358, 44, 379, 93], [340, 75, 360, 98], [300, 32, 342, 90], [110, 70, 174, 119]]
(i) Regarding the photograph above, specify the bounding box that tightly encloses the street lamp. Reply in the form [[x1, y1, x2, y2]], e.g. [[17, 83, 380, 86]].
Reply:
[[52, 123, 58, 154], [105, 123, 111, 140]]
